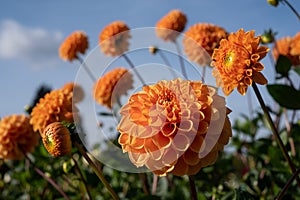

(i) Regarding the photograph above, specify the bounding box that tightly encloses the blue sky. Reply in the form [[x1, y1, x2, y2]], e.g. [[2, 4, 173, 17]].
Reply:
[[0, 0, 299, 121]]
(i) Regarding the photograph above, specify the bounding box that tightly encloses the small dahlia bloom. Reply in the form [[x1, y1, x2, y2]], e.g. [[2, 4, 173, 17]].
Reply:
[[42, 122, 72, 157], [211, 29, 269, 96], [272, 36, 300, 67], [0, 115, 39, 160], [183, 23, 228, 66], [117, 78, 232, 176], [59, 31, 89, 61], [99, 21, 131, 57], [156, 10, 187, 42], [93, 67, 133, 109], [30, 86, 77, 135], [291, 32, 300, 57], [62, 82, 84, 103]]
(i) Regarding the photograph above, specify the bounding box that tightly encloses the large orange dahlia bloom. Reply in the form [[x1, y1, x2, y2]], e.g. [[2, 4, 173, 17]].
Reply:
[[156, 10, 187, 42], [183, 23, 228, 66], [211, 29, 269, 96], [93, 67, 133, 109], [59, 31, 89, 61], [273, 33, 300, 67], [0, 114, 39, 160], [99, 21, 131, 57], [117, 78, 232, 176], [30, 85, 77, 135]]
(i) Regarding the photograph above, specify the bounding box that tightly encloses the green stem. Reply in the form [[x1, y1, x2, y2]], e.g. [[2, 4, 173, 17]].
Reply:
[[72, 156, 93, 200], [151, 174, 158, 195], [282, 0, 300, 20], [252, 82, 300, 188], [24, 155, 71, 200], [276, 168, 300, 200], [122, 54, 146, 86], [174, 40, 188, 79], [188, 175, 198, 200], [74, 142, 119, 200], [77, 56, 97, 82], [157, 49, 178, 79]]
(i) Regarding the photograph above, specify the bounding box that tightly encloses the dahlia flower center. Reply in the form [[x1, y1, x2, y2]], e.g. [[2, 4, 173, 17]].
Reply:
[[224, 52, 234, 68]]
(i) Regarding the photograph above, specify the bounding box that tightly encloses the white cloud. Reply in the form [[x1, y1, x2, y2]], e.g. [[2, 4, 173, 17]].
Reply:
[[0, 19, 63, 67]]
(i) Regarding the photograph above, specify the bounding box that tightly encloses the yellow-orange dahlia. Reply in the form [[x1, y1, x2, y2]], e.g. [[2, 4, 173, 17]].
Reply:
[[30, 86, 77, 135], [183, 23, 228, 66], [0, 114, 39, 160], [59, 31, 89, 61], [99, 21, 131, 57], [156, 10, 187, 42], [291, 32, 300, 57], [211, 29, 269, 96], [42, 122, 72, 157], [117, 78, 232, 176], [93, 67, 133, 109], [62, 82, 84, 103]]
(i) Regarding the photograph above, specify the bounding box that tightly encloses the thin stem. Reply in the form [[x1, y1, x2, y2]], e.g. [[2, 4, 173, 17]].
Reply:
[[276, 168, 300, 200], [138, 173, 150, 195], [151, 174, 158, 195], [122, 54, 146, 86], [282, 0, 300, 21], [72, 156, 93, 200], [201, 66, 206, 83], [188, 175, 198, 200], [74, 142, 119, 200], [252, 82, 300, 188], [24, 155, 71, 200], [157, 49, 178, 79], [174, 40, 188, 79], [77, 56, 97, 82]]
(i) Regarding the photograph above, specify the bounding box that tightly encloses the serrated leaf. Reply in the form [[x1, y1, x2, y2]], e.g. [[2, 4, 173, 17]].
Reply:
[[275, 55, 292, 77], [267, 84, 300, 109]]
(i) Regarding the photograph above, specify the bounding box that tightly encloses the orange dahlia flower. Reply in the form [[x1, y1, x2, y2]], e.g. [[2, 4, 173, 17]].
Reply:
[[30, 86, 77, 135], [93, 67, 133, 109], [117, 78, 232, 176], [211, 29, 269, 96], [62, 82, 84, 103], [291, 32, 300, 57], [99, 21, 131, 57], [42, 122, 72, 157], [0, 114, 39, 160], [156, 10, 187, 42], [272, 36, 300, 67], [183, 23, 228, 66], [59, 31, 89, 61]]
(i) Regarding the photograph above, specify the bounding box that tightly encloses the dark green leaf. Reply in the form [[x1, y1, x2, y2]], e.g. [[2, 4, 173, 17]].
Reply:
[[275, 55, 292, 77], [267, 84, 300, 109], [98, 112, 113, 116]]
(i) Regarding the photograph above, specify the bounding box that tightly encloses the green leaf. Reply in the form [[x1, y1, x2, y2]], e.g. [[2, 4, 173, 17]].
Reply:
[[294, 67, 300, 76], [267, 84, 300, 109], [275, 55, 292, 78], [98, 112, 113, 116]]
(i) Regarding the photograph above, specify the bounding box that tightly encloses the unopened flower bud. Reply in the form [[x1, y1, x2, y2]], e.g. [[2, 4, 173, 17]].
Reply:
[[42, 122, 72, 157], [149, 46, 158, 54], [267, 0, 279, 7]]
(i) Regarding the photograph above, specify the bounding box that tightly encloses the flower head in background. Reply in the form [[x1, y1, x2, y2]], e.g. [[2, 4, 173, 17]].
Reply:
[[93, 67, 133, 109], [59, 31, 89, 61], [211, 29, 269, 96], [0, 115, 39, 160], [62, 82, 84, 103], [30, 85, 77, 135], [156, 10, 187, 42], [99, 21, 131, 57], [117, 78, 232, 176], [42, 122, 72, 157], [183, 23, 228, 66], [273, 32, 300, 67]]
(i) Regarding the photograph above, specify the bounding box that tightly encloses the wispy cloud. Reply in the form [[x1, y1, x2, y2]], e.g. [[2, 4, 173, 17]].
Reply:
[[0, 19, 63, 67]]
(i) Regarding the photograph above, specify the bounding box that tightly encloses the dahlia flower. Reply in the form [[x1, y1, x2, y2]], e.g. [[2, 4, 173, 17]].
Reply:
[[117, 78, 232, 176], [211, 29, 269, 96], [156, 10, 187, 42], [183, 23, 228, 66], [0, 114, 39, 160], [62, 82, 84, 103], [99, 21, 131, 56], [42, 122, 72, 157], [93, 67, 133, 109], [59, 31, 88, 61], [30, 85, 77, 135]]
